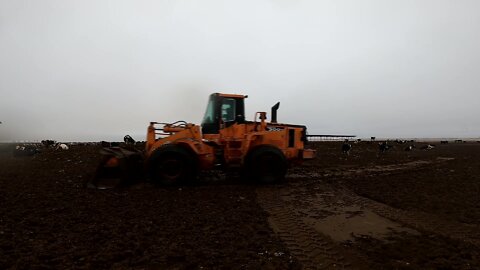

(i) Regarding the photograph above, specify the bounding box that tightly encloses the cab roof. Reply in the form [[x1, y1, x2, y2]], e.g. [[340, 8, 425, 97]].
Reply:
[[215, 93, 248, 99]]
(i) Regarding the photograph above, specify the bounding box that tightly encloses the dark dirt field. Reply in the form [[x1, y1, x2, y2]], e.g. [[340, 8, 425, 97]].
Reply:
[[1, 141, 480, 269]]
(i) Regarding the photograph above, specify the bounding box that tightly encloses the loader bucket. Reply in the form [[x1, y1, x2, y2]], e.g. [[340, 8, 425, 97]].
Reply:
[[88, 147, 144, 189]]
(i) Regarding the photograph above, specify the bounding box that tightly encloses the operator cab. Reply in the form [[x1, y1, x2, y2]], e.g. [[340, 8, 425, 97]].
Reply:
[[201, 93, 247, 134]]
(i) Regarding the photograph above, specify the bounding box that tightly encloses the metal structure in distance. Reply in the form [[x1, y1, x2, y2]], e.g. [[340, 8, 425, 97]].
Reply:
[[307, 135, 356, 142]]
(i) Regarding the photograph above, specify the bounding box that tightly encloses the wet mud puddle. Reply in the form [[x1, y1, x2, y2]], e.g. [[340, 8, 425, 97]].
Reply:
[[303, 205, 417, 242], [256, 158, 475, 268], [257, 181, 420, 268], [280, 191, 418, 243]]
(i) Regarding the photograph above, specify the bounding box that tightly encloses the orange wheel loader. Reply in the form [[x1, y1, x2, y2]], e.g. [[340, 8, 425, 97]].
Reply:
[[89, 93, 315, 188]]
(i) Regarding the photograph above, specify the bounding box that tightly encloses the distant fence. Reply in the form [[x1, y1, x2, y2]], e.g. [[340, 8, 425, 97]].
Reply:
[[307, 135, 356, 142]]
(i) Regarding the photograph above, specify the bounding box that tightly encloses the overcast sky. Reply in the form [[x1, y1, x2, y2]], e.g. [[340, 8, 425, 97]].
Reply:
[[1, 0, 479, 142]]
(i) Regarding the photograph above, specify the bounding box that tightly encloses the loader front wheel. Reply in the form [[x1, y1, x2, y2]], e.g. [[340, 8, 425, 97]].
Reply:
[[148, 146, 196, 186], [245, 146, 287, 184]]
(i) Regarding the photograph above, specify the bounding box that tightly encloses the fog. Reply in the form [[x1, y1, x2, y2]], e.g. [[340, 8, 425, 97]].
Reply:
[[1, 0, 479, 142]]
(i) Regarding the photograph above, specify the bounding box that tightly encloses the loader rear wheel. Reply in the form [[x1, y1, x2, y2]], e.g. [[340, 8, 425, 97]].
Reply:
[[148, 145, 196, 186], [245, 146, 287, 184]]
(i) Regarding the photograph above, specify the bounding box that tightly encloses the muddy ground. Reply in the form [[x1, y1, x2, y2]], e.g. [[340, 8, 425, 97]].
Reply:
[[1, 141, 479, 269]]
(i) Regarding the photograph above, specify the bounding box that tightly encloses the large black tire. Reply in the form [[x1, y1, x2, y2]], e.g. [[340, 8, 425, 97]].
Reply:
[[88, 147, 144, 189], [245, 145, 287, 184], [148, 145, 197, 186]]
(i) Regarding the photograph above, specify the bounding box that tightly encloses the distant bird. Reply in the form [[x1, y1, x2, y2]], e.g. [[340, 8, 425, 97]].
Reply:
[[342, 140, 352, 155], [420, 144, 435, 150], [379, 141, 391, 153], [404, 145, 415, 151], [41, 140, 56, 148], [13, 145, 40, 157], [54, 143, 69, 150]]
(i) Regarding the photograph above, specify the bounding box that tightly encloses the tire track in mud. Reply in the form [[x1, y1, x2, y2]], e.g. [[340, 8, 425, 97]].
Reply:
[[331, 158, 480, 248], [257, 188, 358, 270], [289, 159, 440, 180], [257, 158, 480, 269], [293, 158, 480, 248], [342, 189, 480, 248]]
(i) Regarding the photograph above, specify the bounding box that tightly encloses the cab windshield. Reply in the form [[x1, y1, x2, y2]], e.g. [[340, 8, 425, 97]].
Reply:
[[202, 95, 216, 125]]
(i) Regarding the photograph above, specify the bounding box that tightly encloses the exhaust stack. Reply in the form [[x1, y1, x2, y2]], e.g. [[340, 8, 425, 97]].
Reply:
[[271, 102, 280, 123]]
